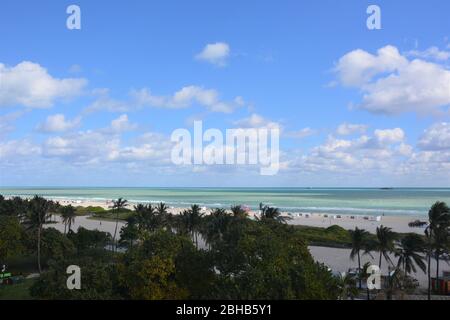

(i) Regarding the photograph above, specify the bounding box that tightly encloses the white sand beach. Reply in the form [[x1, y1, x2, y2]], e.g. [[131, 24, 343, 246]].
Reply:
[[50, 197, 427, 234]]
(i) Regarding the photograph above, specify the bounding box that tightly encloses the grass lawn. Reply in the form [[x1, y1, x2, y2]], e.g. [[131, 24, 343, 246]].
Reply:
[[0, 278, 36, 300]]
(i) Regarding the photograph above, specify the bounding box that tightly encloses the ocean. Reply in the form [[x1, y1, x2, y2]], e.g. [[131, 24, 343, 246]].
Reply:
[[1, 187, 450, 217]]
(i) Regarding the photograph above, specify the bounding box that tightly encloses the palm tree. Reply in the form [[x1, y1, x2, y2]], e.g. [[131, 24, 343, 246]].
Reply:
[[190, 205, 204, 248], [349, 227, 371, 289], [336, 272, 359, 300], [425, 201, 450, 299], [394, 233, 426, 275], [359, 262, 372, 300], [258, 204, 290, 223], [60, 205, 77, 235], [375, 225, 397, 269], [134, 204, 159, 233], [111, 198, 128, 252], [26, 196, 55, 274], [156, 202, 172, 229], [203, 208, 230, 246], [230, 205, 248, 219], [433, 226, 449, 292]]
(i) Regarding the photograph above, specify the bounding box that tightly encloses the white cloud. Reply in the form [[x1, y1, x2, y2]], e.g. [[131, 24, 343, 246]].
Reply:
[[335, 46, 408, 87], [334, 45, 450, 115], [336, 123, 368, 135], [418, 122, 450, 151], [0, 61, 87, 108], [195, 42, 230, 66], [0, 110, 25, 137], [233, 113, 281, 130], [131, 86, 243, 113], [40, 128, 172, 167], [287, 127, 410, 175], [286, 127, 317, 139], [37, 114, 81, 133], [85, 86, 244, 114], [109, 114, 138, 133], [0, 139, 42, 158], [84, 89, 131, 113], [374, 128, 405, 144], [407, 47, 450, 61], [43, 131, 120, 164]]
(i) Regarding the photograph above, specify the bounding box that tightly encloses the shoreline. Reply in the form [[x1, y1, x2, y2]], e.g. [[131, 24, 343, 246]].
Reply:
[[35, 197, 428, 234]]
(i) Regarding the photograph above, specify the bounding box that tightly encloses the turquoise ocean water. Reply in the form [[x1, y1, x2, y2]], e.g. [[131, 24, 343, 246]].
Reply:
[[1, 187, 450, 217]]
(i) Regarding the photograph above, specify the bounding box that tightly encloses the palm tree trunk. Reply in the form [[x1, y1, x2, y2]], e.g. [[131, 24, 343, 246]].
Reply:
[[427, 248, 431, 300], [64, 223, 67, 235], [112, 211, 119, 253], [37, 226, 42, 274], [358, 251, 362, 289], [379, 251, 382, 268], [195, 232, 198, 249], [436, 252, 440, 293]]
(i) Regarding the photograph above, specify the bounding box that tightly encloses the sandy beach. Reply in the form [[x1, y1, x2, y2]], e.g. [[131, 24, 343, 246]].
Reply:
[[52, 198, 427, 234]]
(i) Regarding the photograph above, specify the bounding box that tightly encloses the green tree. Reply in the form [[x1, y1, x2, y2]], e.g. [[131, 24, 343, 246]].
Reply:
[[67, 227, 111, 251], [394, 233, 426, 275], [156, 202, 172, 229], [258, 203, 291, 223], [111, 198, 128, 252], [30, 257, 118, 299], [375, 225, 397, 269], [119, 219, 139, 249], [230, 205, 248, 219], [60, 205, 77, 235], [203, 208, 231, 246], [0, 216, 24, 263], [40, 228, 76, 261], [178, 205, 204, 248], [336, 273, 358, 300], [25, 196, 56, 273], [425, 201, 450, 299], [349, 227, 371, 289]]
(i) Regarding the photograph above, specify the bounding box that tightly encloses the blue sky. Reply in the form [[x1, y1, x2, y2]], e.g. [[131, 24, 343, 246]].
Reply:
[[1, 0, 450, 187]]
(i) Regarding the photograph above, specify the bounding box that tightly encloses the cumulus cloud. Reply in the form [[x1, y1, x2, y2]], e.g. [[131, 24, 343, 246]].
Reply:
[[40, 128, 172, 167], [418, 122, 450, 151], [336, 123, 368, 135], [233, 113, 281, 130], [0, 139, 42, 158], [0, 110, 25, 137], [195, 42, 230, 67], [407, 46, 450, 61], [37, 114, 81, 133], [374, 128, 405, 144], [334, 45, 450, 115], [85, 86, 244, 114], [0, 61, 87, 108], [131, 86, 244, 113], [287, 127, 411, 175], [109, 114, 138, 133]]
